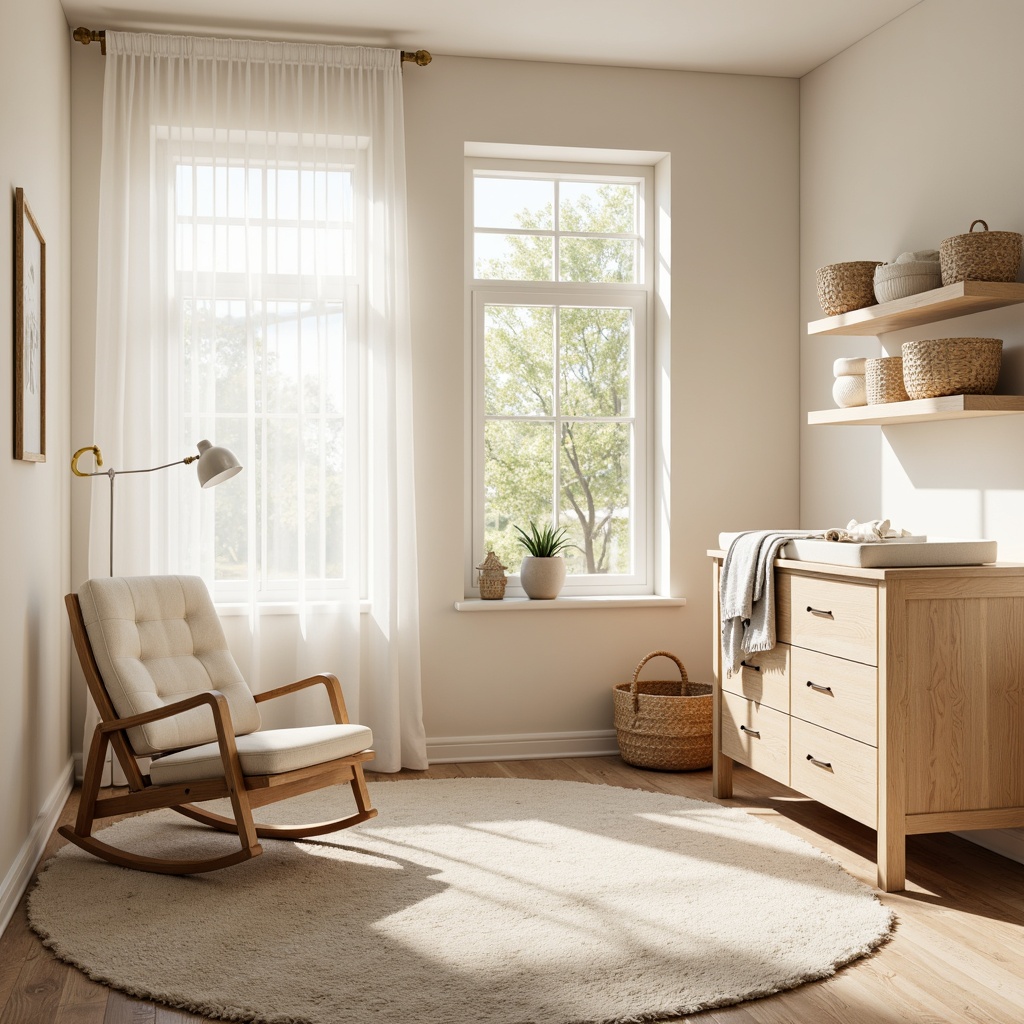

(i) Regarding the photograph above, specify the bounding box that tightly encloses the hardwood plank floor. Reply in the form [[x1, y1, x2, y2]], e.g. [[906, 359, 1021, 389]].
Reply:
[[2, 756, 1023, 1023]]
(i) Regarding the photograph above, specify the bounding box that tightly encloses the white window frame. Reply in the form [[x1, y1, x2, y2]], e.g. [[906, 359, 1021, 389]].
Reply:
[[465, 157, 655, 597], [162, 134, 367, 604]]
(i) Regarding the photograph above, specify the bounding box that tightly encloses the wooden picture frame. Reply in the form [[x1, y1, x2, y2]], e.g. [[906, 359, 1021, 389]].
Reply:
[[14, 187, 46, 462]]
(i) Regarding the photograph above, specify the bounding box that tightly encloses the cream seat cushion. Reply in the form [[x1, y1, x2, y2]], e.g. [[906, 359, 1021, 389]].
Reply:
[[78, 575, 261, 756], [148, 724, 374, 784]]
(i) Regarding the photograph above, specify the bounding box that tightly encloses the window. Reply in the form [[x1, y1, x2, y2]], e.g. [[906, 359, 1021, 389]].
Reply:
[[169, 139, 361, 600], [468, 159, 654, 595]]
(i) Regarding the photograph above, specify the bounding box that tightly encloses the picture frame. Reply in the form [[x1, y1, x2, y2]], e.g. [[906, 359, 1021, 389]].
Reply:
[[14, 187, 46, 462]]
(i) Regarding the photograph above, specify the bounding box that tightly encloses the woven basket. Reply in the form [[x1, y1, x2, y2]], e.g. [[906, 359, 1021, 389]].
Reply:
[[901, 337, 1002, 399], [865, 356, 909, 404], [815, 261, 882, 316], [873, 261, 942, 303], [939, 220, 1022, 286], [613, 651, 712, 771]]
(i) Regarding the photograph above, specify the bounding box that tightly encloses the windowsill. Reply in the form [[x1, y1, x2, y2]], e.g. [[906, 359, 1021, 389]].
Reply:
[[453, 595, 686, 612], [216, 600, 372, 616]]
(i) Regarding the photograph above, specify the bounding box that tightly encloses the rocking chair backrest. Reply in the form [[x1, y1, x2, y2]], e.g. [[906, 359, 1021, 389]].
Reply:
[[77, 575, 261, 756]]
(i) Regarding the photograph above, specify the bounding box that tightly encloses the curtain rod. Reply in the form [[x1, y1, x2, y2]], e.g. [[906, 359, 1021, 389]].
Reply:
[[72, 27, 431, 65]]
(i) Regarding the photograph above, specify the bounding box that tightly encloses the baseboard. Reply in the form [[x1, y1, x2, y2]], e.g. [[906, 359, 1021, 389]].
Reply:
[[0, 758, 75, 937], [956, 828, 1024, 866], [427, 729, 619, 763]]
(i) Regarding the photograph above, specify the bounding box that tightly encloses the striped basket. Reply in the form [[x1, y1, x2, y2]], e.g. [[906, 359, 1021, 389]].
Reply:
[[613, 652, 712, 771]]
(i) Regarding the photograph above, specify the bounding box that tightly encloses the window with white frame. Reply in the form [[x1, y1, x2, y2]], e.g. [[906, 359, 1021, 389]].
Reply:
[[468, 159, 654, 595], [170, 140, 361, 600]]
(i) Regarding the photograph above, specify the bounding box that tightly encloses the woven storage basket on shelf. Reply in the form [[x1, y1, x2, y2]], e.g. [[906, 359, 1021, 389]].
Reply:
[[901, 337, 1002, 400], [939, 220, 1022, 286], [815, 261, 882, 316], [865, 356, 909, 404], [613, 651, 712, 771], [873, 260, 942, 303]]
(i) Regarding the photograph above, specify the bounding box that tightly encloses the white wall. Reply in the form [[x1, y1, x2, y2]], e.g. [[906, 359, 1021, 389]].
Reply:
[[403, 57, 800, 756], [800, 0, 1024, 861], [0, 0, 73, 928], [67, 52, 800, 762]]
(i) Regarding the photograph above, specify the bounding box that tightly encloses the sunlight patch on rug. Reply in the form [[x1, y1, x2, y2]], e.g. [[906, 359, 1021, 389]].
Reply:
[[29, 778, 894, 1024]]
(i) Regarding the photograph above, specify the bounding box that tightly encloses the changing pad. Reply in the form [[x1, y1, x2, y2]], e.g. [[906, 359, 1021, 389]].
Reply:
[[717, 532, 997, 568]]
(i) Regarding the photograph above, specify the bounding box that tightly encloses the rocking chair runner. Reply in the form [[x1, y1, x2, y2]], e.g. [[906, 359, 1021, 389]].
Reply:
[[62, 575, 378, 874]]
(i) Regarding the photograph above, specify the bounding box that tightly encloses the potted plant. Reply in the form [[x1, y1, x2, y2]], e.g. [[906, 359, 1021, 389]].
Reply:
[[514, 521, 571, 599]]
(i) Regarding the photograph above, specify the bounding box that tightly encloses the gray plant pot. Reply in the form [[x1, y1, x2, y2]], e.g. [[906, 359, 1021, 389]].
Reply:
[[519, 556, 567, 599]]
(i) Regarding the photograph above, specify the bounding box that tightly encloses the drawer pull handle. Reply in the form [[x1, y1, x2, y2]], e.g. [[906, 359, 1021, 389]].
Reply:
[[739, 725, 761, 738], [740, 660, 762, 673], [805, 680, 834, 695], [806, 754, 834, 772], [806, 605, 834, 619]]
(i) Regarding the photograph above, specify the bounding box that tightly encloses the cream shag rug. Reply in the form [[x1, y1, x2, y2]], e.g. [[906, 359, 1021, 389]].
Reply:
[[29, 779, 893, 1024]]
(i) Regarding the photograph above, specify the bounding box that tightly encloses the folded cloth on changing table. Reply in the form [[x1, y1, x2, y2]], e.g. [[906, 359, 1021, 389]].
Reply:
[[720, 530, 822, 676], [824, 518, 912, 542]]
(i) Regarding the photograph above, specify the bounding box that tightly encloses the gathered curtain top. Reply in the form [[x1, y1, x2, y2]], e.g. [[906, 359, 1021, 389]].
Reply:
[[106, 29, 402, 70]]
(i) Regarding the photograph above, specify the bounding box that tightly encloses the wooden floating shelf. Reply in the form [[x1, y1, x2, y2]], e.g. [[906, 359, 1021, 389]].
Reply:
[[808, 394, 1024, 426], [808, 281, 1024, 336]]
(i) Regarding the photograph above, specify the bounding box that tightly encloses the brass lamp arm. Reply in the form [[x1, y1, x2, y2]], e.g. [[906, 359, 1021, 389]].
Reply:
[[71, 444, 195, 479]]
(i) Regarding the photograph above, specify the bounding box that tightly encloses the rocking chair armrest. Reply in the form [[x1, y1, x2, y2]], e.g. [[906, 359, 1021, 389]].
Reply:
[[253, 673, 350, 724], [97, 690, 235, 735]]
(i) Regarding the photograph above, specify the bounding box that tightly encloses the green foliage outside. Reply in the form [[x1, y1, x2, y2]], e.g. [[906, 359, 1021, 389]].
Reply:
[[479, 181, 638, 577]]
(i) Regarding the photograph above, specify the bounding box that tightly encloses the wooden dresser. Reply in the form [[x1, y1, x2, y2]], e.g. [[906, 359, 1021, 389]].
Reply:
[[709, 552, 1024, 891]]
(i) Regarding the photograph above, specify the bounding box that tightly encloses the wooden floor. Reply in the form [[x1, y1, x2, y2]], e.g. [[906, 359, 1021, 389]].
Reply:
[[2, 755, 1023, 1023]]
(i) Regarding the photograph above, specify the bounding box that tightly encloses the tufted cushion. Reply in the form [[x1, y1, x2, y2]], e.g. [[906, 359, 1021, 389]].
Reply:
[[148, 724, 374, 784], [78, 576, 261, 756]]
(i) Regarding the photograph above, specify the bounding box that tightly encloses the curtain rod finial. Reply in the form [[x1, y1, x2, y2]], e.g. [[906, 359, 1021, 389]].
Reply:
[[73, 27, 106, 55], [402, 49, 432, 66]]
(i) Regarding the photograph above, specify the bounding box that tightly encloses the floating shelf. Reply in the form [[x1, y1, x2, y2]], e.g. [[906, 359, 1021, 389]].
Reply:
[[808, 394, 1024, 426], [808, 281, 1024, 337]]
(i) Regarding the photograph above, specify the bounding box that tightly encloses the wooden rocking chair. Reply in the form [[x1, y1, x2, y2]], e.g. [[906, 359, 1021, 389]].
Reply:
[[61, 575, 377, 874]]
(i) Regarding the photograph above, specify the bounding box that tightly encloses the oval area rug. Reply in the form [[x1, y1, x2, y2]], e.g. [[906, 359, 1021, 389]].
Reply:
[[29, 778, 893, 1024]]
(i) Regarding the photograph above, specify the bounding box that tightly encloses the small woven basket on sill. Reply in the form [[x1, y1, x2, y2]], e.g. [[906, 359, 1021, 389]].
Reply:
[[939, 220, 1022, 286], [901, 337, 1002, 400], [613, 651, 712, 771], [865, 356, 910, 404], [815, 261, 883, 316]]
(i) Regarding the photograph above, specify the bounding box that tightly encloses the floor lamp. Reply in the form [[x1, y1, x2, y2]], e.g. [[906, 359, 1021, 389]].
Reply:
[[71, 439, 242, 577]]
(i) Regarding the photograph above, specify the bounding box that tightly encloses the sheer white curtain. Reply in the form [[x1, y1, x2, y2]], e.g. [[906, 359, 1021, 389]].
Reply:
[[86, 30, 427, 772]]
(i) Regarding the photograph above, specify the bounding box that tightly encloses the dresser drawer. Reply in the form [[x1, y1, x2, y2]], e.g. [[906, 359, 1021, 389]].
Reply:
[[777, 574, 877, 665], [790, 647, 877, 746], [721, 691, 790, 786], [722, 643, 791, 713], [790, 718, 877, 828]]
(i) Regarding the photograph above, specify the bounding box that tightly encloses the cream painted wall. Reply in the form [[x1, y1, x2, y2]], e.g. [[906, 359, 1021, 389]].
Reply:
[[66, 51, 800, 762], [800, 0, 1024, 861], [403, 57, 799, 753], [0, 0, 72, 917]]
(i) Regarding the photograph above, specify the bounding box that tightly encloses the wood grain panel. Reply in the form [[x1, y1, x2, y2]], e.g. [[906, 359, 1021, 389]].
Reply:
[[790, 718, 877, 828], [790, 646, 877, 745], [904, 594, 1024, 815], [777, 573, 877, 665], [722, 642, 791, 713]]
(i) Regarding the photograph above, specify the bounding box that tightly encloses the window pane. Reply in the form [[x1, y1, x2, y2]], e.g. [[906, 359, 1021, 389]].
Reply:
[[475, 176, 553, 230], [475, 233, 553, 280], [485, 305, 553, 416], [211, 415, 248, 581], [559, 421, 632, 575], [266, 416, 298, 580], [559, 181, 636, 234], [303, 416, 345, 579], [484, 420, 554, 573], [559, 306, 633, 417], [559, 237, 636, 283]]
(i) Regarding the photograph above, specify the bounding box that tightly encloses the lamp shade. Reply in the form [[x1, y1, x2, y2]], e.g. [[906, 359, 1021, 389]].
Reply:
[[196, 439, 242, 488]]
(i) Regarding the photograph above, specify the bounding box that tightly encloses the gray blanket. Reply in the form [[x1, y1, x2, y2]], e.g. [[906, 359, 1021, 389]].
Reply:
[[720, 530, 819, 676]]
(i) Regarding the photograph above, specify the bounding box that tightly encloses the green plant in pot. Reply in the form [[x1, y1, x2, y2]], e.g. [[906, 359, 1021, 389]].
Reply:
[[514, 521, 570, 599]]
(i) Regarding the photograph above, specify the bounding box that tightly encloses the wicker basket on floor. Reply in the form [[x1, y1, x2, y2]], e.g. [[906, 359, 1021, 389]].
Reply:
[[613, 651, 712, 771]]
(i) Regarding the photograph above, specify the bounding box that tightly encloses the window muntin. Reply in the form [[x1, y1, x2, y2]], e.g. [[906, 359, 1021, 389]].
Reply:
[[468, 159, 653, 597]]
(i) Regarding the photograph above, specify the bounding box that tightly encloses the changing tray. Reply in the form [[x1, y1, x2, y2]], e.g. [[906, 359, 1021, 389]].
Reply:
[[717, 532, 997, 568]]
